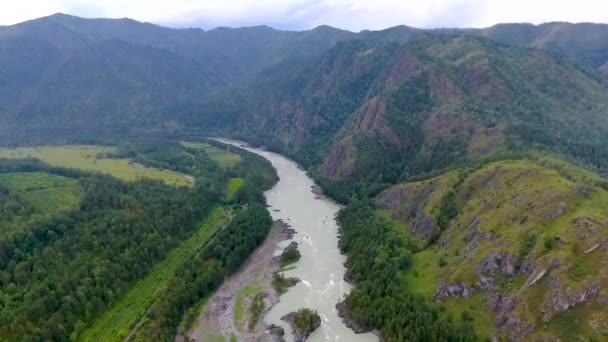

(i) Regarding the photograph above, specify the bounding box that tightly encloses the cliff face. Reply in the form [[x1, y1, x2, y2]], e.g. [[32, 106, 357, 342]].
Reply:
[[376, 156, 608, 341]]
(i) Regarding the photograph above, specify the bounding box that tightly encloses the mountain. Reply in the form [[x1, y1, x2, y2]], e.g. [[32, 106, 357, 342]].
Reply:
[[468, 22, 608, 69], [2, 13, 356, 84], [2, 15, 608, 148], [0, 14, 356, 144], [376, 156, 608, 340], [206, 34, 608, 201], [2, 14, 608, 342]]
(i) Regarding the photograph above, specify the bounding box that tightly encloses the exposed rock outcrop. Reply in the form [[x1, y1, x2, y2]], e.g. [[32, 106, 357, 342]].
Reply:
[[541, 282, 601, 322], [375, 181, 442, 246], [478, 251, 519, 276], [268, 324, 285, 340], [436, 282, 476, 300], [486, 293, 535, 341], [320, 135, 357, 179]]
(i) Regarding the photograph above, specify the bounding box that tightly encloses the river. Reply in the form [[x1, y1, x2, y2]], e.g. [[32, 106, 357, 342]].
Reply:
[[218, 139, 377, 342]]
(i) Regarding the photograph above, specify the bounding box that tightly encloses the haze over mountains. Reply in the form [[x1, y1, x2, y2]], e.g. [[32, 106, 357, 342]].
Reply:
[[0, 15, 606, 146], [2, 13, 608, 341], [1, 13, 608, 191]]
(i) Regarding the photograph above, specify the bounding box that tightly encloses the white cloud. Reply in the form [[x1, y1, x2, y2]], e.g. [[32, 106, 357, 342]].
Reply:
[[0, 0, 606, 30]]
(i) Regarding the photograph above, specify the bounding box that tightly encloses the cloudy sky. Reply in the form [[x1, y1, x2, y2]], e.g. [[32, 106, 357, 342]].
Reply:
[[1, 0, 607, 31]]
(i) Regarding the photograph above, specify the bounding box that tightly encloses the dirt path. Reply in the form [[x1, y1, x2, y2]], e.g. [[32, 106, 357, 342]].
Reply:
[[180, 220, 294, 342]]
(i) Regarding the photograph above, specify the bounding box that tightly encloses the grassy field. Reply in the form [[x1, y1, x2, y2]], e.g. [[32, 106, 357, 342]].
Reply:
[[226, 177, 245, 200], [181, 142, 241, 168], [0, 172, 83, 237], [0, 145, 190, 186], [80, 207, 229, 342]]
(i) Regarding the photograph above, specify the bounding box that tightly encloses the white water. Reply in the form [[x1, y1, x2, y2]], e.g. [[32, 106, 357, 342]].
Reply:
[[218, 139, 377, 342]]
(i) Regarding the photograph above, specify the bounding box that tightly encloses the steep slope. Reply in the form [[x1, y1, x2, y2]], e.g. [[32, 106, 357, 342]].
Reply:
[[213, 35, 608, 200], [376, 156, 608, 340], [0, 38, 220, 144]]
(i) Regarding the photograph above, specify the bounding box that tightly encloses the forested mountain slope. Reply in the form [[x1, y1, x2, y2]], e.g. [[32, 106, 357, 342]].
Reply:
[[0, 14, 608, 150], [211, 35, 608, 200], [0, 14, 355, 144]]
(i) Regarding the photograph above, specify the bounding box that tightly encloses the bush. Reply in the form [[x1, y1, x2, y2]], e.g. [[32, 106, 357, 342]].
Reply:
[[544, 235, 556, 250], [293, 308, 321, 335]]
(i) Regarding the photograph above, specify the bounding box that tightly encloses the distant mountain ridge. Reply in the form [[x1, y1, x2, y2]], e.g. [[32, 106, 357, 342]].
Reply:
[[1, 13, 607, 158], [2, 14, 608, 341]]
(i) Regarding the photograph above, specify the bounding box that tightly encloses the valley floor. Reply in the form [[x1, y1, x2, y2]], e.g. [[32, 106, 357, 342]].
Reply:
[[181, 221, 293, 342]]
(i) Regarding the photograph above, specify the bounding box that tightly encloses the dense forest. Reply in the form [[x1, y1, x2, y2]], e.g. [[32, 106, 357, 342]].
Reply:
[[129, 203, 272, 341], [0, 139, 277, 341], [337, 202, 476, 341]]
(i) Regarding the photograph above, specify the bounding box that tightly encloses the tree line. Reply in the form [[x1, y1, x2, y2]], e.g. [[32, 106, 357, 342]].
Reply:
[[0, 139, 278, 341]]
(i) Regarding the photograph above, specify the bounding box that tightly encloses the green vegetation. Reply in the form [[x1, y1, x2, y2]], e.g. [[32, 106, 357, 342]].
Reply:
[[0, 172, 83, 237], [234, 282, 263, 324], [181, 290, 216, 332], [226, 177, 245, 200], [130, 204, 273, 341], [280, 242, 301, 267], [0, 145, 190, 186], [0, 159, 222, 341], [182, 142, 241, 169], [81, 208, 228, 341], [292, 308, 321, 336], [248, 292, 265, 331], [272, 273, 299, 294], [379, 157, 608, 340], [519, 232, 538, 258], [337, 202, 475, 341], [3, 14, 608, 342], [0, 141, 277, 342]]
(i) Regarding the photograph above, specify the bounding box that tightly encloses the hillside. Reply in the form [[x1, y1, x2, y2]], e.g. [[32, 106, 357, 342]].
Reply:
[[0, 14, 356, 144], [2, 15, 608, 150], [375, 156, 608, 340], [1, 13, 608, 342], [210, 34, 608, 200]]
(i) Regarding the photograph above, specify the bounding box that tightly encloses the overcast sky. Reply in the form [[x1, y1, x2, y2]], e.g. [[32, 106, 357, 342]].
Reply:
[[1, 0, 607, 31]]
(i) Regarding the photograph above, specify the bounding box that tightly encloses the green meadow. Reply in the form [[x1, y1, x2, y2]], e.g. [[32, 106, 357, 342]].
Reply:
[[181, 142, 241, 168], [0, 172, 83, 237], [226, 177, 245, 200], [0, 145, 190, 186]]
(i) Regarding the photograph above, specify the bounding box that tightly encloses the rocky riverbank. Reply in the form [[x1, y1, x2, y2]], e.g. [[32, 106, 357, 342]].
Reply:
[[181, 220, 295, 342]]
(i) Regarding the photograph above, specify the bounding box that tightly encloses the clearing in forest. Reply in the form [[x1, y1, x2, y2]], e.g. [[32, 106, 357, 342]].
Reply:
[[0, 172, 83, 237], [0, 145, 190, 186], [181, 142, 241, 168], [226, 177, 245, 200]]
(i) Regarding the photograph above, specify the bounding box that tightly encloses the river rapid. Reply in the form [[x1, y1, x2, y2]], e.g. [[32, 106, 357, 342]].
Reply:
[[218, 139, 377, 342]]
